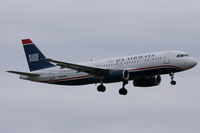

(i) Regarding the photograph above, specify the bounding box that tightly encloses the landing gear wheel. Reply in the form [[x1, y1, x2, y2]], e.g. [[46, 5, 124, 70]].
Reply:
[[97, 84, 106, 92], [119, 88, 128, 95], [169, 72, 176, 86], [118, 80, 128, 95], [171, 80, 176, 85]]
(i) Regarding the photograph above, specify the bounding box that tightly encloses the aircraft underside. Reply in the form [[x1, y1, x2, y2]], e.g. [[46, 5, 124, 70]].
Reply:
[[46, 66, 181, 86]]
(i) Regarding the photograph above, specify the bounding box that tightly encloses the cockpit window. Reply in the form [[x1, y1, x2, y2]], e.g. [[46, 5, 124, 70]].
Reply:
[[177, 54, 189, 58]]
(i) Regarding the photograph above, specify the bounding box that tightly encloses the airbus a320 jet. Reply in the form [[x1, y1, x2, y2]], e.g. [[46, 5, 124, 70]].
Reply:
[[7, 39, 197, 95]]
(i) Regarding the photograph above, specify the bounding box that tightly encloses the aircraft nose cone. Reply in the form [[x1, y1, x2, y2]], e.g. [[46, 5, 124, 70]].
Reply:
[[190, 58, 197, 68]]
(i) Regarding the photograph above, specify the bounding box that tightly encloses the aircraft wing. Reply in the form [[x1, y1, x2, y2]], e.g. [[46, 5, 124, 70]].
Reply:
[[7, 71, 40, 76], [45, 58, 110, 77]]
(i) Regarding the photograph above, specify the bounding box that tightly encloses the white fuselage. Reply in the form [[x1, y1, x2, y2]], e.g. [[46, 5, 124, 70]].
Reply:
[[20, 50, 197, 85]]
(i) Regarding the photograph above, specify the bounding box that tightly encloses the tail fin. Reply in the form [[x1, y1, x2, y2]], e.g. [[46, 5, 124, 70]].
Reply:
[[22, 39, 55, 71]]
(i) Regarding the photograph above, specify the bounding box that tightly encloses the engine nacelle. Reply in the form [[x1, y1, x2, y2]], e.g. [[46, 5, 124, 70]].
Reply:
[[104, 70, 129, 83], [133, 75, 161, 87]]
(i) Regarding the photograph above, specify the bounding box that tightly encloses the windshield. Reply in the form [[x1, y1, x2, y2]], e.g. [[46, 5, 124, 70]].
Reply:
[[177, 54, 189, 58]]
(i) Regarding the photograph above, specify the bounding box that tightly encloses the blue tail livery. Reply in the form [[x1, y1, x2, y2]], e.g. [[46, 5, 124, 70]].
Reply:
[[22, 39, 55, 71]]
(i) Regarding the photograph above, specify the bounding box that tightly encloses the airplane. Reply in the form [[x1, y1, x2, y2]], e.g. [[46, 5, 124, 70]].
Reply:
[[7, 39, 197, 95]]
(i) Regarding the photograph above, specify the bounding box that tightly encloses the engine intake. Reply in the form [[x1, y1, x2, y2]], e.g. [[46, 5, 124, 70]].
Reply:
[[133, 75, 161, 87]]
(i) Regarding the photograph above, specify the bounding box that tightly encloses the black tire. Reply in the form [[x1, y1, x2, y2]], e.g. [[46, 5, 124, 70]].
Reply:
[[119, 88, 128, 95], [171, 81, 176, 85], [97, 85, 106, 92]]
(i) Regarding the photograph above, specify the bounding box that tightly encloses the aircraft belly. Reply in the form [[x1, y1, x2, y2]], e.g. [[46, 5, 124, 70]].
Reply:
[[41, 65, 183, 86]]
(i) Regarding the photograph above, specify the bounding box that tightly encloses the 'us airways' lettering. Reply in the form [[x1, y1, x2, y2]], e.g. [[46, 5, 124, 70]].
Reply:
[[116, 54, 155, 62]]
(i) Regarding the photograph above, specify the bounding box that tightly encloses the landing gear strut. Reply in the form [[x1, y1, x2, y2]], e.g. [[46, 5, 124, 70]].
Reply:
[[169, 72, 176, 85], [119, 80, 128, 95]]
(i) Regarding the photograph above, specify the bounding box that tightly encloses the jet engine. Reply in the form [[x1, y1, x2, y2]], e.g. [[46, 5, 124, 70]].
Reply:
[[104, 70, 129, 83], [133, 75, 161, 87]]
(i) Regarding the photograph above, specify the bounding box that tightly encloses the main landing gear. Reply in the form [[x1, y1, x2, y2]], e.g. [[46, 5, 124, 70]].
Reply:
[[97, 83, 106, 92], [169, 72, 176, 85], [119, 80, 128, 95], [97, 80, 129, 95]]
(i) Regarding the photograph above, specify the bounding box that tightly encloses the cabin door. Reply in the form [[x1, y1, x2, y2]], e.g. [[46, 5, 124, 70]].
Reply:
[[164, 52, 170, 64]]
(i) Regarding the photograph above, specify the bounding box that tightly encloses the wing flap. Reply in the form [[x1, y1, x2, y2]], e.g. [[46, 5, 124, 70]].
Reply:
[[7, 71, 40, 77]]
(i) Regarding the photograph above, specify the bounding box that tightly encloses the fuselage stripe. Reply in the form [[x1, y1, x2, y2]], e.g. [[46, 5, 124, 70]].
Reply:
[[128, 65, 183, 72]]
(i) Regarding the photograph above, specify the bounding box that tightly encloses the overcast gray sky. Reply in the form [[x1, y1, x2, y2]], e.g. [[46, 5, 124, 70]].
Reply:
[[0, 0, 200, 133]]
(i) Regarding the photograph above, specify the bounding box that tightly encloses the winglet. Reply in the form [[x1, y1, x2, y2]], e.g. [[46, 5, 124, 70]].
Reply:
[[22, 39, 33, 45]]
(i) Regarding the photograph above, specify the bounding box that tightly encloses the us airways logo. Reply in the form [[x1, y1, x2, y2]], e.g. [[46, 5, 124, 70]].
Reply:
[[29, 53, 39, 62]]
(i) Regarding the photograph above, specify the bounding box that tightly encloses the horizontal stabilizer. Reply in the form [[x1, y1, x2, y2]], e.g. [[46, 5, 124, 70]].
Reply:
[[7, 71, 40, 76]]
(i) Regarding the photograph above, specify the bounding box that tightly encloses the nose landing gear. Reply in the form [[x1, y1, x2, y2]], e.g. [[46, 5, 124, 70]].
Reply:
[[169, 72, 176, 85]]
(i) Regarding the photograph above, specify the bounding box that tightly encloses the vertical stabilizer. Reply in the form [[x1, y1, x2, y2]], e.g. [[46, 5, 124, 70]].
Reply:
[[22, 39, 55, 71]]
